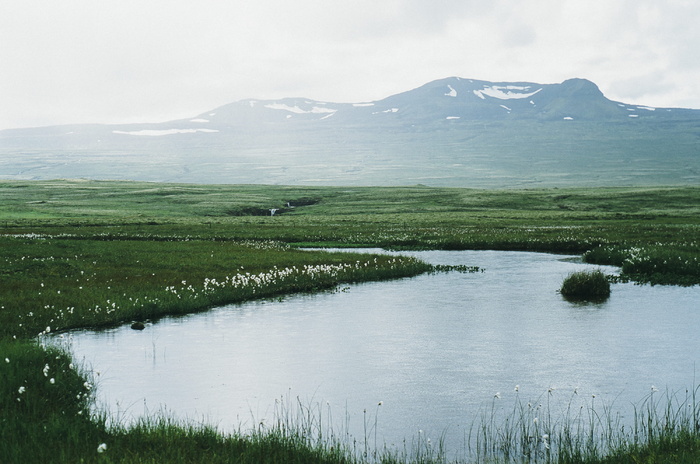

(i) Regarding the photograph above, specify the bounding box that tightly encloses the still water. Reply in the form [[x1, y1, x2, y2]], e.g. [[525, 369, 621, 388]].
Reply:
[[56, 250, 700, 452]]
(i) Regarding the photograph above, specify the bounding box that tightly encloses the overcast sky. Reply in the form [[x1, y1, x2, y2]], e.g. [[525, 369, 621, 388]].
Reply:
[[1, 0, 699, 130]]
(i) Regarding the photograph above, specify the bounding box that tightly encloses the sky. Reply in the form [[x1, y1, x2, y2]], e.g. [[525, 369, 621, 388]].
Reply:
[[1, 0, 699, 130]]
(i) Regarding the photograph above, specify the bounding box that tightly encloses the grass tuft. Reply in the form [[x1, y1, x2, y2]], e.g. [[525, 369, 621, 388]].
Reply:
[[560, 269, 611, 302]]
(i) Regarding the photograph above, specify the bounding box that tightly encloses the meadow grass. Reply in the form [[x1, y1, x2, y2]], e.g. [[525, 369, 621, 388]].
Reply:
[[1, 180, 699, 462], [0, 236, 431, 339], [464, 385, 700, 464], [0, 339, 105, 463], [2, 181, 698, 285], [584, 244, 700, 286]]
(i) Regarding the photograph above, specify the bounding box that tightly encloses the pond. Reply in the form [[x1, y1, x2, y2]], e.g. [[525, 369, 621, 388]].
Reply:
[[53, 250, 700, 454]]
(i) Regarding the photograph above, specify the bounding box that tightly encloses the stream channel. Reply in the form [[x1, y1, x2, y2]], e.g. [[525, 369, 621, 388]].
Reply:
[[51, 249, 700, 455]]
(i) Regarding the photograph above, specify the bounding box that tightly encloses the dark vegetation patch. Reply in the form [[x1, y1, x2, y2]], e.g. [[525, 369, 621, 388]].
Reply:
[[560, 269, 612, 302], [225, 206, 276, 216], [285, 197, 320, 207]]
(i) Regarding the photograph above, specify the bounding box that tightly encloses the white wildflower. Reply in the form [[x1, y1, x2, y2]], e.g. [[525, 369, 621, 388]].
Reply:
[[542, 434, 550, 450]]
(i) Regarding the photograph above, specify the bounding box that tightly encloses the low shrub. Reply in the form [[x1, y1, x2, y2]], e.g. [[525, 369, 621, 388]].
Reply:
[[560, 269, 611, 302]]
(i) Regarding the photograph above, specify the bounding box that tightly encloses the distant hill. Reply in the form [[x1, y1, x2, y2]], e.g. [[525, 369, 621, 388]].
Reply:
[[1, 77, 699, 187]]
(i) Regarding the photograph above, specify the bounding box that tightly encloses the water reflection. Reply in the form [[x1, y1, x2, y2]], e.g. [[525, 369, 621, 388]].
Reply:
[[57, 250, 700, 452]]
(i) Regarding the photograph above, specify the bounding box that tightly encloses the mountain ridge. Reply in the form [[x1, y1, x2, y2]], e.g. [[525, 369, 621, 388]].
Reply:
[[1, 77, 698, 188], [4, 76, 698, 135], [179, 76, 698, 129]]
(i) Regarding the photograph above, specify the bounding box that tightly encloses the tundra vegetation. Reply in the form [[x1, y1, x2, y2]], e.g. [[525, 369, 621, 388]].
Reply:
[[1, 180, 699, 463]]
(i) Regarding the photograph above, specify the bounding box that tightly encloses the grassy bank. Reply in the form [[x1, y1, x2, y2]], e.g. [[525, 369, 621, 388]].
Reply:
[[4, 339, 699, 463], [1, 180, 699, 462], [0, 238, 433, 463], [0, 236, 431, 339], [1, 338, 364, 463]]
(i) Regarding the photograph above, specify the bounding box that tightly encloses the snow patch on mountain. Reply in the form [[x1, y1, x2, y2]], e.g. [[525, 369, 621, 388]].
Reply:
[[264, 103, 337, 114], [113, 129, 219, 136], [445, 85, 457, 97], [190, 118, 209, 123], [373, 108, 399, 114], [353, 103, 375, 107], [473, 85, 542, 100]]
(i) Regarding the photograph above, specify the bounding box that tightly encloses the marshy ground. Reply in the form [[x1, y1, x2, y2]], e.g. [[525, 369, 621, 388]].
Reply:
[[1, 181, 699, 463]]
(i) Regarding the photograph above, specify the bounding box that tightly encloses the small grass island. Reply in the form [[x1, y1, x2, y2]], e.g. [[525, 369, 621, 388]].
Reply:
[[560, 269, 612, 302]]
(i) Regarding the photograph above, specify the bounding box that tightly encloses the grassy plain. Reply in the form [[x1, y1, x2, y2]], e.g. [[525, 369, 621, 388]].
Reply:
[[3, 180, 698, 284], [1, 180, 699, 463]]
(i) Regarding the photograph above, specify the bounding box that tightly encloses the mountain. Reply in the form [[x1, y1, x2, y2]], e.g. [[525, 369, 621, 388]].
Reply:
[[189, 77, 699, 125], [1, 77, 699, 187]]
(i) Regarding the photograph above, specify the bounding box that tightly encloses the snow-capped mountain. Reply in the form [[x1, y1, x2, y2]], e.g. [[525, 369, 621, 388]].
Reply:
[[174, 77, 697, 128], [1, 77, 698, 187]]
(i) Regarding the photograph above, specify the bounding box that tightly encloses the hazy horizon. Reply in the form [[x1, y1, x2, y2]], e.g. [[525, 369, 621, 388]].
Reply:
[[2, 1, 700, 130]]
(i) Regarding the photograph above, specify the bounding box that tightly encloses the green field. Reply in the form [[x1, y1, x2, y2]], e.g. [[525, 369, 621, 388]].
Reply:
[[1, 180, 699, 463], [3, 180, 698, 285]]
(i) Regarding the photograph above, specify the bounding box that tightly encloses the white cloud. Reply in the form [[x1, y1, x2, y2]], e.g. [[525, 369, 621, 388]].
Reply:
[[1, 0, 699, 129]]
